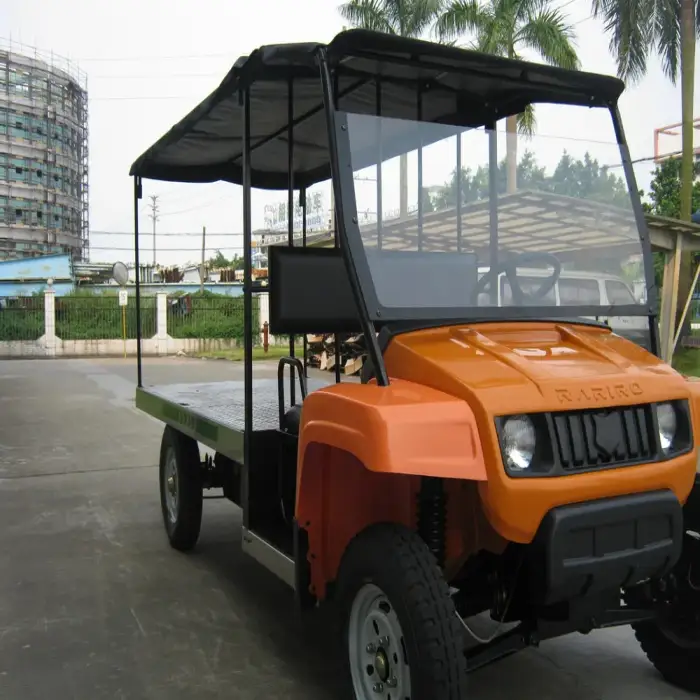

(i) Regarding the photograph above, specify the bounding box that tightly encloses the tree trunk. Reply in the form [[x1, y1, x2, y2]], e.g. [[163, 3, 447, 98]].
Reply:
[[506, 115, 518, 194], [679, 0, 696, 222], [400, 152, 408, 218], [674, 0, 697, 340]]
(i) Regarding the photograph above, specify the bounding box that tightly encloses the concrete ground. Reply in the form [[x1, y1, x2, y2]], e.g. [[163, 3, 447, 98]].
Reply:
[[0, 356, 695, 699]]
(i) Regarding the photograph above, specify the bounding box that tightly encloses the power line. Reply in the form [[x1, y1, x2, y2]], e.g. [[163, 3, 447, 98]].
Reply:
[[90, 230, 245, 237], [147, 195, 160, 265], [89, 94, 200, 102], [90, 72, 223, 80], [78, 51, 235, 62], [158, 195, 232, 217], [89, 245, 242, 252]]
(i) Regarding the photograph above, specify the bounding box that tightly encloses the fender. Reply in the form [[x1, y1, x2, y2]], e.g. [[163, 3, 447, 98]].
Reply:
[[296, 379, 487, 481]]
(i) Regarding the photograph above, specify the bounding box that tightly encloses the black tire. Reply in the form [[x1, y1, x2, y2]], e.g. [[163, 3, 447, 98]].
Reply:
[[159, 426, 203, 551], [633, 623, 700, 693], [336, 523, 468, 700], [632, 526, 700, 693]]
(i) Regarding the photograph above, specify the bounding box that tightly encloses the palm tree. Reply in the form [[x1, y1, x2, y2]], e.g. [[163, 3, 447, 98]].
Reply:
[[592, 0, 698, 337], [339, 0, 444, 216], [435, 0, 580, 193], [592, 0, 698, 223]]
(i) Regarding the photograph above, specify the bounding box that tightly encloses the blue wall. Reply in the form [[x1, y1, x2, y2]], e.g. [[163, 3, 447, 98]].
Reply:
[[0, 253, 72, 297], [0, 253, 71, 282], [0, 250, 245, 297]]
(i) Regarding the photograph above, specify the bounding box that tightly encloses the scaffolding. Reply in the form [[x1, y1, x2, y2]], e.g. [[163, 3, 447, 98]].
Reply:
[[0, 37, 88, 261]]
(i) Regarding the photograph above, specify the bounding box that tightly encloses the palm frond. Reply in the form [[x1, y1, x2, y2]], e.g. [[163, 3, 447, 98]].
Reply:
[[404, 0, 446, 36], [591, 0, 654, 82], [434, 0, 493, 42], [338, 0, 397, 33], [517, 104, 536, 137], [514, 8, 581, 69], [514, 0, 559, 24], [655, 0, 680, 83]]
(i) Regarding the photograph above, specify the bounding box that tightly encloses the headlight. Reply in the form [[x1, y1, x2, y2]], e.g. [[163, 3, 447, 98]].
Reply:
[[656, 402, 677, 455], [501, 415, 536, 470]]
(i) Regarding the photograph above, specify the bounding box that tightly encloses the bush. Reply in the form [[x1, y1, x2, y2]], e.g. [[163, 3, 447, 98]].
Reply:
[[55, 291, 157, 340], [0, 297, 43, 340], [168, 293, 258, 342]]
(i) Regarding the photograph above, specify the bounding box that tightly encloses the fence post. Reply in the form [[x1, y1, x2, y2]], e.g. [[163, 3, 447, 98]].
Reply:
[[43, 288, 57, 356], [257, 291, 270, 345], [156, 292, 169, 339]]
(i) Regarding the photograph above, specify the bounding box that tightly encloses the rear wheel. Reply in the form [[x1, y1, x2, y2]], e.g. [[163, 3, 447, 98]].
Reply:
[[337, 523, 467, 700], [159, 426, 203, 551]]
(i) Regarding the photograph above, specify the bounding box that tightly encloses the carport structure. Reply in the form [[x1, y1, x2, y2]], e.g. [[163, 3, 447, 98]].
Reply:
[[283, 189, 700, 362], [646, 214, 700, 361]]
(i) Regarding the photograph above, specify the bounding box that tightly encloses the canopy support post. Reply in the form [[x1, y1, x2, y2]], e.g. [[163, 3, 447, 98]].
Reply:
[[610, 102, 660, 356], [417, 81, 423, 252], [241, 87, 253, 528], [133, 175, 143, 388], [318, 48, 389, 387], [333, 71, 342, 385], [376, 78, 383, 251], [287, 77, 296, 405], [488, 124, 499, 306], [456, 134, 462, 253], [301, 185, 308, 378]]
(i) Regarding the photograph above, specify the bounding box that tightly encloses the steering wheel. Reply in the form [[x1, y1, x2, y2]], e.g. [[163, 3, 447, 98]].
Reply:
[[472, 252, 562, 306]]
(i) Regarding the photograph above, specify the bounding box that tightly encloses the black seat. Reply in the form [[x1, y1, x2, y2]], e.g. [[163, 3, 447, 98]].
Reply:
[[281, 404, 302, 435]]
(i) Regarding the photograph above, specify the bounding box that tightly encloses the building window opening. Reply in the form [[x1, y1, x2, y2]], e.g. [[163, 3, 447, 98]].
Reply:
[[15, 167, 22, 174]]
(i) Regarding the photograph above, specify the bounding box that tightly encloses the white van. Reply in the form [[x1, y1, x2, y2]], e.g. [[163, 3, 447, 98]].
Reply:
[[479, 267, 650, 348]]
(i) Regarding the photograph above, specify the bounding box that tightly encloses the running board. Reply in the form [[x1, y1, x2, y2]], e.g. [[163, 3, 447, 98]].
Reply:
[[241, 527, 296, 589]]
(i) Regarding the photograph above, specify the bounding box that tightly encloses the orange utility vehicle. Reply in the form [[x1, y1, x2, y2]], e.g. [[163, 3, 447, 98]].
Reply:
[[129, 30, 700, 700]]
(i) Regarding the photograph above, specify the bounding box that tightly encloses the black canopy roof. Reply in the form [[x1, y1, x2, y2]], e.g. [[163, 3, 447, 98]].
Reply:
[[129, 29, 625, 190]]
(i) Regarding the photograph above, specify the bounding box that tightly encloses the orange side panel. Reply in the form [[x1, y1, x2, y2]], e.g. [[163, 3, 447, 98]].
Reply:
[[297, 380, 487, 481], [296, 446, 505, 601], [296, 444, 418, 600]]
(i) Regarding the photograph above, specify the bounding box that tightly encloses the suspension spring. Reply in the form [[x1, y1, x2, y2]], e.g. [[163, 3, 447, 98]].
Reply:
[[417, 477, 447, 568]]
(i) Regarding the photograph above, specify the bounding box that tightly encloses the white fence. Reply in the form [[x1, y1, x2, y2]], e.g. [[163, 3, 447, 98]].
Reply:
[[0, 290, 271, 358]]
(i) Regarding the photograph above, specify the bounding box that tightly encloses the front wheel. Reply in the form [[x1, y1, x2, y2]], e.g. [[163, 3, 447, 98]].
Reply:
[[633, 531, 700, 693], [336, 523, 468, 700]]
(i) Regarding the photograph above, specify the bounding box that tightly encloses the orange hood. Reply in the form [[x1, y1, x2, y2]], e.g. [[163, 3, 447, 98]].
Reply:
[[383, 322, 691, 415]]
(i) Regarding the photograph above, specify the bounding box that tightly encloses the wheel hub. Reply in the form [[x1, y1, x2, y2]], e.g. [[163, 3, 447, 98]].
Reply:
[[163, 449, 179, 524], [374, 648, 389, 682], [348, 584, 410, 700]]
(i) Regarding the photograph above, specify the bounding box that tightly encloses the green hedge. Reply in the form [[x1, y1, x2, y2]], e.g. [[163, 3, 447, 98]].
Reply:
[[0, 291, 257, 342], [55, 292, 157, 340], [167, 292, 258, 341], [0, 298, 43, 341]]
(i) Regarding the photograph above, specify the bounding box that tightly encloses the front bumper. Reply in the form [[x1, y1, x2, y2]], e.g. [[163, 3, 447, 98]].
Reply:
[[526, 490, 682, 606]]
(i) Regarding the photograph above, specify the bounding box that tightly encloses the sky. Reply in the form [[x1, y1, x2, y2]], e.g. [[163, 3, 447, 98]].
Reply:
[[1, 0, 699, 268]]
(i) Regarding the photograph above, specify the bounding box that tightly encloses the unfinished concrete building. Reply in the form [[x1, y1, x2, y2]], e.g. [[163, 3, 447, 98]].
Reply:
[[0, 43, 88, 260]]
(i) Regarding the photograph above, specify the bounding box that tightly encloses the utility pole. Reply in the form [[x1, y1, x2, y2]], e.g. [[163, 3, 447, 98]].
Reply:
[[200, 226, 206, 293], [148, 195, 159, 267]]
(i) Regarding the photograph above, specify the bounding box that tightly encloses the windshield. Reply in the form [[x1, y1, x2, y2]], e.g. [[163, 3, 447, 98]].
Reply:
[[343, 108, 649, 319]]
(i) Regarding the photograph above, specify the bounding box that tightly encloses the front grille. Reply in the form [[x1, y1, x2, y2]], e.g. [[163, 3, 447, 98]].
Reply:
[[552, 405, 654, 471]]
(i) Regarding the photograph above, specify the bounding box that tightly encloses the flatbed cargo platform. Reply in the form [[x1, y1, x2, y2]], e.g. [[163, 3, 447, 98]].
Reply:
[[136, 377, 332, 462]]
